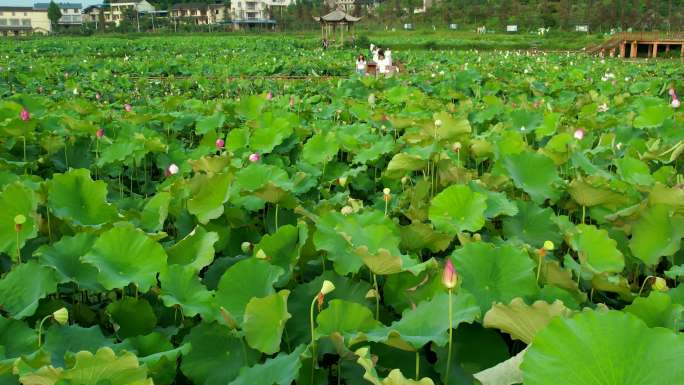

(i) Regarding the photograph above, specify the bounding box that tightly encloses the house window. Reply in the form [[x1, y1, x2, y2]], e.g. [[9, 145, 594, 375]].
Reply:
[[0, 19, 6, 26], [23, 12, 27, 16], [21, 19, 30, 26], [11, 12, 15, 16], [10, 18, 19, 26]]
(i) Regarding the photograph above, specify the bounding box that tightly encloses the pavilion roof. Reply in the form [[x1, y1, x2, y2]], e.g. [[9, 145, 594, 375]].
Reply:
[[313, 9, 361, 23]]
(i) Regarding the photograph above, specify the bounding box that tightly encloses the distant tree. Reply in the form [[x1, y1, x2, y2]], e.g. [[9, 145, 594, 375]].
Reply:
[[47, 1, 62, 31], [98, 6, 105, 31]]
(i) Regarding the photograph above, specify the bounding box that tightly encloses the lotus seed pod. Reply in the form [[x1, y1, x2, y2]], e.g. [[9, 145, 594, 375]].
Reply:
[[320, 280, 336, 295], [543, 240, 555, 251], [383, 188, 391, 195], [52, 307, 69, 326], [255, 249, 267, 259], [365, 289, 378, 299], [241, 242, 251, 253], [340, 206, 353, 216], [338, 176, 347, 187], [653, 277, 668, 292]]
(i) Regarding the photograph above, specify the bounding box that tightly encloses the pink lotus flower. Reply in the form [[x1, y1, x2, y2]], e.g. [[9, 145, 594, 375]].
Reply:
[[167, 163, 179, 176], [215, 138, 225, 149], [266, 92, 273, 100], [673, 98, 681, 109], [573, 128, 585, 140], [96, 128, 105, 138], [442, 258, 458, 289], [124, 104, 132, 112], [248, 153, 260, 163], [96, 93, 101, 100], [20, 108, 30, 121], [669, 88, 677, 97]]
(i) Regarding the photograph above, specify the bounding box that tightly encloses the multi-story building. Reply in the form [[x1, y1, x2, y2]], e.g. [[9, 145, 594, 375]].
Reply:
[[171, 3, 228, 25], [104, 0, 155, 25], [0, 6, 50, 36], [33, 2, 83, 26], [82, 5, 101, 23]]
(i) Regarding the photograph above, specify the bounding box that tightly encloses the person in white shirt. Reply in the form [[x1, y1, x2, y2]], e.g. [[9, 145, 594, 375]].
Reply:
[[385, 49, 392, 67], [356, 54, 367, 75], [377, 53, 389, 74]]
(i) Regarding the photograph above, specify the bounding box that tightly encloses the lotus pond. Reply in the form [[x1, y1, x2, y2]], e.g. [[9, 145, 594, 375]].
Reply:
[[2, 35, 684, 385]]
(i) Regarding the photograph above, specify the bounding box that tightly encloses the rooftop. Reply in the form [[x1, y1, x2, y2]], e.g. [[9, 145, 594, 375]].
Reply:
[[314, 9, 361, 22], [34, 2, 83, 9], [0, 6, 44, 11], [172, 2, 208, 10]]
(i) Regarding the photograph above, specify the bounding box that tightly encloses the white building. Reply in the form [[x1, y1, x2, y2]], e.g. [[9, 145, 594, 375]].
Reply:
[[33, 2, 83, 26], [104, 0, 155, 25], [0, 6, 50, 35]]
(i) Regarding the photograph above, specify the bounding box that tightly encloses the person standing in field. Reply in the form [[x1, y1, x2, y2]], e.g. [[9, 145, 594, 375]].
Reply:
[[356, 54, 367, 75]]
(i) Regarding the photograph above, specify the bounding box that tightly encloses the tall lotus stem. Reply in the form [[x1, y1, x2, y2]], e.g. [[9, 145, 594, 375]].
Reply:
[[14, 215, 25, 264], [442, 259, 458, 385], [415, 351, 420, 380], [446, 288, 453, 385], [383, 188, 391, 216], [37, 307, 68, 347], [310, 280, 335, 385]]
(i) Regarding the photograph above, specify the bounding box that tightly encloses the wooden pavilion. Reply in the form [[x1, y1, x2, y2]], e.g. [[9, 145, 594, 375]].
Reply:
[[314, 9, 361, 45], [589, 32, 684, 58]]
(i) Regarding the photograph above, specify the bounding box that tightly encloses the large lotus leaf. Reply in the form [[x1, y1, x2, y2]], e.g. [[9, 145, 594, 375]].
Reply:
[[302, 132, 339, 164], [433, 111, 471, 140], [386, 153, 428, 173], [502, 152, 561, 203], [243, 290, 291, 354], [0, 261, 59, 318], [140, 192, 171, 232], [568, 178, 634, 208], [469, 182, 518, 219], [316, 299, 382, 345], [180, 322, 258, 385], [228, 344, 305, 385], [314, 210, 401, 275], [195, 112, 225, 135], [166, 226, 219, 271], [366, 291, 480, 351], [285, 272, 372, 347], [502, 201, 561, 248], [0, 315, 37, 360], [629, 204, 684, 266], [215, 258, 283, 325], [0, 182, 37, 259], [106, 298, 157, 339], [383, 260, 443, 314], [35, 233, 101, 290], [569, 224, 624, 274], [399, 222, 452, 253], [126, 333, 190, 385], [254, 224, 299, 277], [473, 348, 526, 385], [355, 346, 435, 385], [43, 325, 115, 367], [59, 347, 149, 385], [234, 164, 291, 193], [47, 168, 117, 227], [615, 157, 654, 186], [624, 291, 684, 330], [82, 224, 167, 291], [250, 113, 295, 154], [187, 172, 232, 224], [429, 184, 487, 235], [483, 298, 573, 343], [633, 105, 672, 128], [235, 95, 266, 120], [159, 264, 215, 320], [452, 242, 538, 311], [521, 310, 684, 385]]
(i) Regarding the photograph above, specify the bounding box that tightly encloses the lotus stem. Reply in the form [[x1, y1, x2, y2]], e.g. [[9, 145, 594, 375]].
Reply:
[[310, 295, 318, 385], [275, 204, 279, 230], [15, 231, 21, 264], [582, 205, 586, 224], [46, 208, 52, 243], [445, 288, 453, 385], [373, 273, 380, 320], [638, 275, 655, 297], [37, 314, 52, 348], [415, 351, 420, 380], [536, 253, 543, 284]]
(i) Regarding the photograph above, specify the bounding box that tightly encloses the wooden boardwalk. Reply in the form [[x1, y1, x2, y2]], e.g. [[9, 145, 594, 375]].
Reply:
[[590, 32, 684, 58]]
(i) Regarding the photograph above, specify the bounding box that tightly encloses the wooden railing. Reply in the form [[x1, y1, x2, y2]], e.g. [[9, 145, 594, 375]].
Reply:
[[610, 31, 684, 42]]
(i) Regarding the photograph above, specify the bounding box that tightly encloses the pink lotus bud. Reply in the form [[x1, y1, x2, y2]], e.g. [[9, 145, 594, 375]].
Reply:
[[669, 88, 677, 97], [215, 138, 225, 149], [167, 163, 179, 175], [248, 153, 260, 163], [124, 104, 132, 112], [289, 96, 295, 107], [573, 128, 585, 140], [96, 128, 105, 138], [442, 258, 458, 289], [96, 92, 101, 100], [673, 98, 681, 109], [20, 108, 30, 121], [266, 92, 273, 100]]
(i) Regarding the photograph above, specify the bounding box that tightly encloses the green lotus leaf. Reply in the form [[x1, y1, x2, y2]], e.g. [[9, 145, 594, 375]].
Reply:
[[473, 348, 525, 385], [302, 132, 339, 164], [0, 315, 37, 360], [569, 224, 625, 274], [624, 291, 684, 330], [35, 233, 101, 291], [215, 258, 283, 325], [316, 299, 382, 345], [250, 113, 294, 154], [106, 298, 157, 339], [633, 105, 672, 128], [180, 322, 258, 385], [234, 163, 292, 194], [615, 157, 654, 186], [243, 290, 291, 354], [140, 192, 171, 232], [483, 298, 573, 343], [521, 310, 684, 385], [235, 95, 266, 120], [502, 152, 561, 203], [383, 261, 443, 314], [167, 226, 219, 271], [399, 222, 453, 253], [429, 184, 487, 235], [433, 111, 471, 140], [568, 178, 634, 208], [195, 112, 225, 135], [452, 242, 538, 311], [502, 201, 561, 248], [254, 224, 299, 279], [187, 172, 232, 224], [61, 347, 149, 385], [159, 264, 215, 320], [228, 344, 305, 385], [629, 204, 684, 266], [469, 182, 518, 219], [126, 333, 189, 385], [0, 182, 37, 260], [82, 223, 167, 291], [43, 325, 115, 367], [355, 346, 435, 385], [366, 291, 480, 351], [0, 261, 59, 318], [47, 168, 117, 227], [386, 153, 428, 173]]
